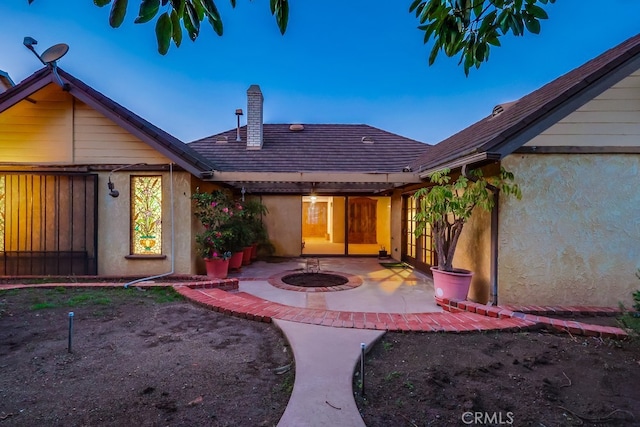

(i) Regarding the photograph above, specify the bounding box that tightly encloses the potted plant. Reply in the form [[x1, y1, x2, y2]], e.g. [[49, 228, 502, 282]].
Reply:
[[413, 167, 521, 301], [378, 245, 388, 259], [241, 198, 270, 260], [191, 189, 236, 278]]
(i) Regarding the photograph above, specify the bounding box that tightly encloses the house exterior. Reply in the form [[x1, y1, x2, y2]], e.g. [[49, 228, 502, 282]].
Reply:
[[0, 68, 216, 277], [2, 33, 639, 307], [407, 33, 640, 307], [188, 83, 429, 258]]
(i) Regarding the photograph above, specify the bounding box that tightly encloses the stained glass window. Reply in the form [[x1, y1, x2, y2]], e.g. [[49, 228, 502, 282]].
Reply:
[[0, 175, 4, 251], [131, 176, 162, 255]]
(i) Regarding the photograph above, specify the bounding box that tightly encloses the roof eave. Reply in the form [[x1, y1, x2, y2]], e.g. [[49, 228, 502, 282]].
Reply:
[[484, 47, 640, 157], [418, 152, 501, 178]]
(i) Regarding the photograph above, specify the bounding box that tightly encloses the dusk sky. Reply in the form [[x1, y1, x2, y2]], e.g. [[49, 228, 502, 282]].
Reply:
[[1, 1, 639, 144]]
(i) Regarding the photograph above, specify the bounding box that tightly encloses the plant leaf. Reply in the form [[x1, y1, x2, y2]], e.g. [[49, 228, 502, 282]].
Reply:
[[271, 0, 289, 35], [171, 9, 183, 47], [94, 0, 112, 6], [134, 0, 160, 24], [109, 0, 128, 28], [156, 11, 172, 54]]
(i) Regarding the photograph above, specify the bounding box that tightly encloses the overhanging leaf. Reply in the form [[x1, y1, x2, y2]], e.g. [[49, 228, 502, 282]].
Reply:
[[171, 9, 183, 47], [134, 0, 160, 24], [109, 0, 128, 28], [156, 11, 172, 54]]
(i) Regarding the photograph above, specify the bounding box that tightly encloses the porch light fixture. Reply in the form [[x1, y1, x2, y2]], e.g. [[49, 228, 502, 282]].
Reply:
[[107, 163, 147, 198], [107, 177, 119, 198]]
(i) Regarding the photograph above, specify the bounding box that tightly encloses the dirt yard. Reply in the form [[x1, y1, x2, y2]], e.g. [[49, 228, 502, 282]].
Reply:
[[0, 287, 294, 427], [2, 286, 639, 427], [355, 330, 640, 426]]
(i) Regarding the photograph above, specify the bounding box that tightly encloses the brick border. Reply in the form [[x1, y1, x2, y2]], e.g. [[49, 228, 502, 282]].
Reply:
[[436, 297, 630, 340]]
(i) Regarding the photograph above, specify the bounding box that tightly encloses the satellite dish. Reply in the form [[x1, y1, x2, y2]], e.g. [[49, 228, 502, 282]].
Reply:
[[40, 43, 69, 64]]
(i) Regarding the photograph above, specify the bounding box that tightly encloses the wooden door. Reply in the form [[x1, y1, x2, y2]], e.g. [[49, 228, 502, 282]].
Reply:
[[348, 197, 377, 244]]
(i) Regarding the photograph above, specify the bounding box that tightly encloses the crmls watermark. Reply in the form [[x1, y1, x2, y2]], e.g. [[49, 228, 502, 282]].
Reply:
[[461, 411, 514, 425]]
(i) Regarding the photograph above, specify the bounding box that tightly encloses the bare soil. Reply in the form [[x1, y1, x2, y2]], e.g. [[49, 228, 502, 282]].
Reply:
[[0, 287, 294, 427], [3, 286, 639, 427], [355, 330, 640, 426]]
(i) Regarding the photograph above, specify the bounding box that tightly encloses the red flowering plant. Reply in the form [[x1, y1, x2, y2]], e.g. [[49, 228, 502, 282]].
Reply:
[[191, 189, 236, 260]]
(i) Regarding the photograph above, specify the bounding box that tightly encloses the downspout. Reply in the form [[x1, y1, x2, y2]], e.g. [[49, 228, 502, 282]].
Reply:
[[124, 163, 175, 288], [462, 164, 500, 305]]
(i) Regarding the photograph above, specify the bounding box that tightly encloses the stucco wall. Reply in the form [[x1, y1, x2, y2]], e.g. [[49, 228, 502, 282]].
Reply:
[[454, 208, 492, 303], [98, 170, 194, 276], [499, 154, 640, 307], [262, 196, 302, 256]]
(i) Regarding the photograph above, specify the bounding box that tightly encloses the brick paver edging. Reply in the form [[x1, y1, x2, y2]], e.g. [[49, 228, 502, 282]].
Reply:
[[173, 286, 538, 333], [436, 297, 630, 340]]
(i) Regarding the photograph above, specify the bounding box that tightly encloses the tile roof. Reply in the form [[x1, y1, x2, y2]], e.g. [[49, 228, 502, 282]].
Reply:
[[0, 67, 216, 177], [189, 123, 430, 173], [411, 33, 640, 174]]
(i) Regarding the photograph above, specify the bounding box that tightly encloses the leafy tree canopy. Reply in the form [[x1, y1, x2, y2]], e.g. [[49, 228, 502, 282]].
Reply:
[[27, 0, 555, 74]]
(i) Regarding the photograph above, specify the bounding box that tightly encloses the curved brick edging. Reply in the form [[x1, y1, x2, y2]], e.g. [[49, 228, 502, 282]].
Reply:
[[267, 269, 363, 292], [436, 297, 630, 340], [173, 286, 537, 332]]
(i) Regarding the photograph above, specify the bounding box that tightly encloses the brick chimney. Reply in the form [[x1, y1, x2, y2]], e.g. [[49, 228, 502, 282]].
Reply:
[[246, 84, 263, 150]]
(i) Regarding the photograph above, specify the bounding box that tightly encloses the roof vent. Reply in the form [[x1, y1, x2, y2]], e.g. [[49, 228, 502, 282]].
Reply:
[[491, 104, 505, 116], [215, 135, 229, 144], [361, 136, 375, 144], [491, 100, 517, 118], [289, 124, 304, 132]]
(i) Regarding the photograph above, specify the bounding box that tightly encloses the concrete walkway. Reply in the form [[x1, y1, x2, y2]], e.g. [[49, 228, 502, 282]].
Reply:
[[274, 320, 384, 427]]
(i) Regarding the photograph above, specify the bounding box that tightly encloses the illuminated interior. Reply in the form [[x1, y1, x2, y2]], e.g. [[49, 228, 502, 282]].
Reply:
[[301, 195, 391, 255]]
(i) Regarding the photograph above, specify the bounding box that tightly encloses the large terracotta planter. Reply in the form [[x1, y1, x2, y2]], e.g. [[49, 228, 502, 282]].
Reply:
[[242, 246, 253, 266], [250, 243, 258, 260], [229, 251, 244, 271], [430, 267, 472, 301], [204, 258, 229, 279]]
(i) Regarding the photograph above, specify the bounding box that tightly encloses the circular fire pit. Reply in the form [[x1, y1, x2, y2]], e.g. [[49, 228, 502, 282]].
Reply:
[[281, 272, 349, 288], [268, 270, 363, 292]]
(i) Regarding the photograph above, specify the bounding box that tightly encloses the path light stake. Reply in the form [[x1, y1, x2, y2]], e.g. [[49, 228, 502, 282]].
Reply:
[[360, 342, 366, 396], [68, 312, 74, 353]]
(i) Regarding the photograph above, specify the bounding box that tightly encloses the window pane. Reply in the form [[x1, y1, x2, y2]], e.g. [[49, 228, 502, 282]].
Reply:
[[131, 176, 162, 255]]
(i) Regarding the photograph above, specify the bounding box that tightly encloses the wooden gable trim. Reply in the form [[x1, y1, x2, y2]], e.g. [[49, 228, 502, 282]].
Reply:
[[0, 71, 53, 114]]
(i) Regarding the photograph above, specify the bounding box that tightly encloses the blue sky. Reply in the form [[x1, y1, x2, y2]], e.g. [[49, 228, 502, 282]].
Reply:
[[1, 1, 639, 144]]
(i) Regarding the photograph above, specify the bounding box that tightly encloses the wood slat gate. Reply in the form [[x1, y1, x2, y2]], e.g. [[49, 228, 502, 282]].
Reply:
[[0, 173, 98, 275]]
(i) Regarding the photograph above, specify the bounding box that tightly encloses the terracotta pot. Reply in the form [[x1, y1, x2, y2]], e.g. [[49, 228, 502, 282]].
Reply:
[[250, 243, 258, 260], [242, 246, 253, 266], [430, 266, 472, 301], [229, 251, 244, 271], [204, 258, 229, 279]]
